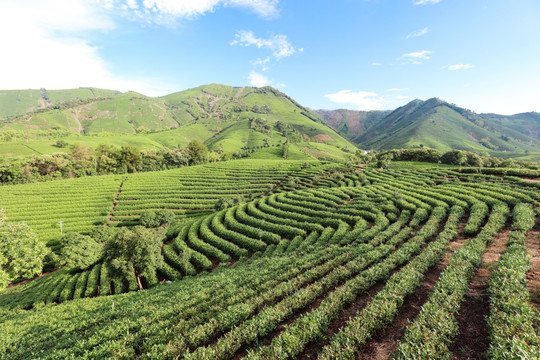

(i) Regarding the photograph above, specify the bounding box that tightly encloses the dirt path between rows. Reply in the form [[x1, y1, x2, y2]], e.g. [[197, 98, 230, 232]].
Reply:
[[353, 221, 470, 360], [108, 178, 126, 224], [525, 229, 540, 309], [449, 229, 510, 360]]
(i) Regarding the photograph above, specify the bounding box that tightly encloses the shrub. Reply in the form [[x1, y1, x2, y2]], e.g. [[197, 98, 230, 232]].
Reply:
[[60, 233, 103, 271]]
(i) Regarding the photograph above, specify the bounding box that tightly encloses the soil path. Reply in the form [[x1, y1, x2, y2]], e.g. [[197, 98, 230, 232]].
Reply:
[[108, 178, 126, 224], [525, 229, 540, 309], [449, 229, 510, 360]]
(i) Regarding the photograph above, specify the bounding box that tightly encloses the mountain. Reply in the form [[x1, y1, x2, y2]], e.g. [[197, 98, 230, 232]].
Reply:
[[319, 98, 540, 159], [0, 84, 356, 160], [315, 109, 390, 140]]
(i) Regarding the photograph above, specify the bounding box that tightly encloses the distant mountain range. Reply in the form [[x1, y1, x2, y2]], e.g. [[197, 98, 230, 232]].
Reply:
[[0, 85, 538, 161], [317, 98, 540, 159]]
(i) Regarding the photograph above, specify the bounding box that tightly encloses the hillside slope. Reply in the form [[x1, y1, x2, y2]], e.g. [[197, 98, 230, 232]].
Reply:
[[0, 88, 120, 120], [0, 84, 356, 160], [320, 98, 540, 157]]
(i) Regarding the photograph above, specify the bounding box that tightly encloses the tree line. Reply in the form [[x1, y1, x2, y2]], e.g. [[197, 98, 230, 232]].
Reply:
[[359, 148, 539, 169], [0, 140, 249, 185]]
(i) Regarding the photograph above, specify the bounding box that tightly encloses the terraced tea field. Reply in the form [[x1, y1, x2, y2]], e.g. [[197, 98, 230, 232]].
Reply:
[[0, 160, 341, 246], [0, 164, 539, 359]]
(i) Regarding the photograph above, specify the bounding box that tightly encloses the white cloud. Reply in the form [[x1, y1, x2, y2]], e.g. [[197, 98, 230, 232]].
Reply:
[[231, 30, 297, 59], [247, 71, 284, 89], [405, 27, 429, 39], [248, 72, 271, 87], [116, 0, 279, 23], [0, 0, 174, 96], [371, 62, 383, 66], [395, 95, 409, 100], [401, 50, 432, 64], [324, 90, 385, 111], [413, 0, 441, 5], [448, 64, 475, 71], [252, 57, 271, 71], [386, 88, 409, 92]]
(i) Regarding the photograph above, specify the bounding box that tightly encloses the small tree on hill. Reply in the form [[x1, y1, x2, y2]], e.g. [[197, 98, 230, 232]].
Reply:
[[60, 233, 103, 271], [0, 209, 48, 290], [187, 140, 208, 165], [140, 210, 176, 228], [103, 226, 163, 290], [377, 154, 392, 169]]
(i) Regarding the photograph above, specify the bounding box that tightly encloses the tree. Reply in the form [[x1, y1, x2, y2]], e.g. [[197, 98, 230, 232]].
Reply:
[[116, 146, 142, 173], [187, 140, 208, 165], [60, 233, 102, 271], [140, 210, 159, 228], [90, 225, 116, 244], [103, 227, 163, 290], [457, 151, 467, 170], [0, 209, 48, 290], [55, 139, 68, 148], [376, 154, 393, 169], [155, 210, 175, 226], [140, 210, 175, 228]]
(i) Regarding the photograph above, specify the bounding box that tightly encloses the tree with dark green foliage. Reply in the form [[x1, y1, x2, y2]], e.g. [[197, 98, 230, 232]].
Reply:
[[140, 210, 159, 228], [140, 210, 176, 228], [103, 227, 163, 290], [187, 140, 208, 165], [59, 233, 103, 271], [90, 225, 116, 244], [0, 209, 48, 290], [117, 146, 141, 173], [377, 154, 393, 169], [155, 209, 175, 226]]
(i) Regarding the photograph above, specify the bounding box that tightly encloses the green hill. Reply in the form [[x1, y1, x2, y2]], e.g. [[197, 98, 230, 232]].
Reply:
[[0, 84, 356, 160], [0, 87, 120, 120], [320, 98, 540, 160]]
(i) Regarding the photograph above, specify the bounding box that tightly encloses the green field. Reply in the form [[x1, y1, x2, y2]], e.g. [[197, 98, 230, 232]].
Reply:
[[1, 160, 538, 359], [0, 160, 341, 245]]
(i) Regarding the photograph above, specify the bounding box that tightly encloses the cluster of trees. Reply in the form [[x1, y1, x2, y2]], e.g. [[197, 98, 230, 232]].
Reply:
[[12, 216, 174, 291], [249, 117, 272, 134], [0, 209, 49, 290], [0, 140, 238, 185], [361, 148, 539, 169]]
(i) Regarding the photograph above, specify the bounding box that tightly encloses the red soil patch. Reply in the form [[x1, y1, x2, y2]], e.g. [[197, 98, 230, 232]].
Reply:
[[521, 178, 540, 182], [7, 268, 59, 288], [313, 134, 333, 143]]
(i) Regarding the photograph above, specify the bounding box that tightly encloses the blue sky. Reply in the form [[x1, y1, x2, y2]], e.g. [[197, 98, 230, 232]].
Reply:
[[1, 0, 539, 114]]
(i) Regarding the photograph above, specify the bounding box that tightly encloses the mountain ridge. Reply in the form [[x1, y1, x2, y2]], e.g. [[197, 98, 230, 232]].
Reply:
[[318, 97, 540, 159]]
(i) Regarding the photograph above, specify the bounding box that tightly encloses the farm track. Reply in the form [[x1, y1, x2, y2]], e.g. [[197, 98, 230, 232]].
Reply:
[[449, 228, 510, 360]]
